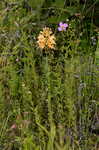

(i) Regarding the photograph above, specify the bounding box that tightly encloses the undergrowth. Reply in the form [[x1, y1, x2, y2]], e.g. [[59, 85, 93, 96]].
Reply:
[[0, 0, 99, 150]]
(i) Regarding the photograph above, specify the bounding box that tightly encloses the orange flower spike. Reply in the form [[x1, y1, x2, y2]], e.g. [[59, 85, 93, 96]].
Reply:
[[37, 27, 56, 50]]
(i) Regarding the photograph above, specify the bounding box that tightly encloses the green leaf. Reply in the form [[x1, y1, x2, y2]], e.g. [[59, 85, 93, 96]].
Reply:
[[95, 39, 99, 65], [28, 0, 45, 9], [52, 0, 65, 8]]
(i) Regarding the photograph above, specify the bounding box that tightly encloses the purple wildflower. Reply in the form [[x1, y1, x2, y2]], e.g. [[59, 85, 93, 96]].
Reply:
[[58, 22, 68, 31]]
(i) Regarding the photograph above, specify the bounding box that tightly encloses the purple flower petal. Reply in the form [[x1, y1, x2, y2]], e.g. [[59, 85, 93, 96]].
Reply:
[[58, 27, 62, 31], [64, 23, 68, 28], [59, 22, 63, 27]]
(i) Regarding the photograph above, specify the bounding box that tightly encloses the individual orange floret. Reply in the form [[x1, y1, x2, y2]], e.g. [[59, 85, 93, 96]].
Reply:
[[41, 27, 52, 37], [37, 34, 46, 49], [47, 35, 56, 49]]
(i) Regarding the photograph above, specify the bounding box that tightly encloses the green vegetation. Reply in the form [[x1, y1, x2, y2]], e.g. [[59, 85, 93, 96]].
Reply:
[[0, 0, 99, 149]]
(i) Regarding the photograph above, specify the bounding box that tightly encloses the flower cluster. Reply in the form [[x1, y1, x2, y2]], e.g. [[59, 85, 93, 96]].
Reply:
[[58, 22, 68, 31], [37, 27, 56, 50]]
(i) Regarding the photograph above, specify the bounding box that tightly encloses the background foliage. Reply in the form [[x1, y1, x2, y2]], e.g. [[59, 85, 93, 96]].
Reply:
[[0, 0, 99, 150]]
